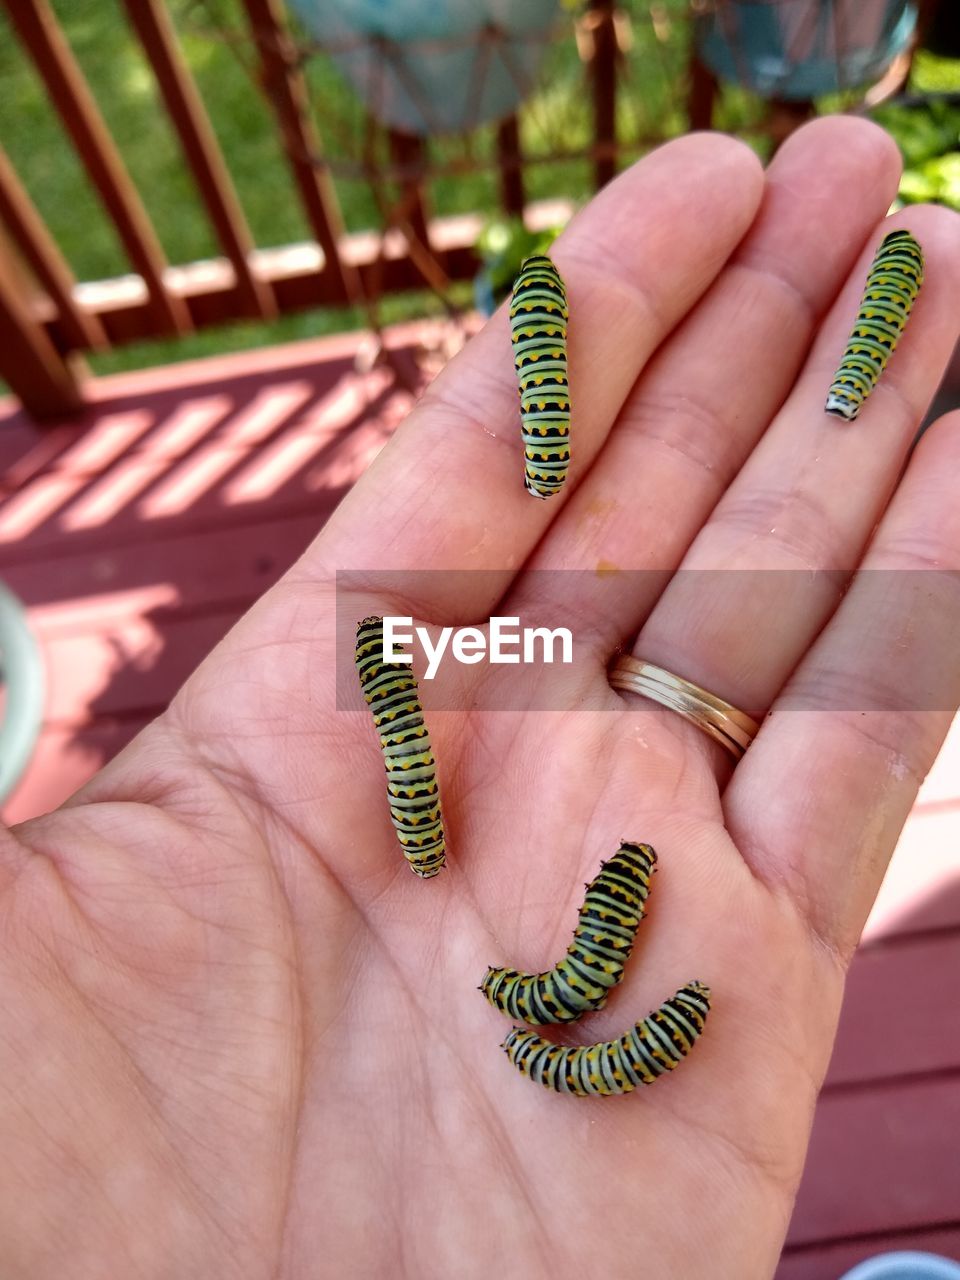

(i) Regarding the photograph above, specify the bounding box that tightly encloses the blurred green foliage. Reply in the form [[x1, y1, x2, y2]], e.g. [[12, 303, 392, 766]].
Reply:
[[911, 48, 960, 94], [473, 218, 566, 311], [870, 50, 960, 211], [872, 96, 960, 168]]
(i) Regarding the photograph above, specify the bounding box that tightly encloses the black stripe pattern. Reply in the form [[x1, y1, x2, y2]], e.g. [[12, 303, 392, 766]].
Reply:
[[510, 254, 571, 499], [355, 616, 445, 879], [825, 228, 923, 422], [480, 842, 656, 1024], [502, 982, 711, 1096]]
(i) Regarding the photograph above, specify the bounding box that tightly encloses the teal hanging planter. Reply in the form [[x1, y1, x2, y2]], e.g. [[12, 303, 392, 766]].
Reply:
[[696, 0, 917, 101], [289, 0, 561, 136]]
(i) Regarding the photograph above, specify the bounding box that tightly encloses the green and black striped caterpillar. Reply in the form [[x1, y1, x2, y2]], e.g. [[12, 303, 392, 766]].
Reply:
[[481, 842, 656, 1024], [502, 981, 711, 1096], [355, 616, 445, 879], [825, 228, 923, 422], [509, 254, 571, 499]]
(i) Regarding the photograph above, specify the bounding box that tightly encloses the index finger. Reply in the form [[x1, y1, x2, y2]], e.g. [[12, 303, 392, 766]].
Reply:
[[302, 134, 763, 622]]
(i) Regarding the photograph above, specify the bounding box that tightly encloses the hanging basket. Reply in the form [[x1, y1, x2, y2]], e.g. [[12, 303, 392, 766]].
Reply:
[[288, 0, 562, 136], [696, 0, 918, 100]]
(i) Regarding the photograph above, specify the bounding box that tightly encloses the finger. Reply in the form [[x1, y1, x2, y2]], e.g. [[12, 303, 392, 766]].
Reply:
[[724, 410, 960, 957], [501, 117, 903, 644], [622, 202, 960, 747], [300, 134, 763, 622]]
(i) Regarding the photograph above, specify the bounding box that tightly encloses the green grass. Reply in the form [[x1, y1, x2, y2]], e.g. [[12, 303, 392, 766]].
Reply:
[[2, 2, 956, 380]]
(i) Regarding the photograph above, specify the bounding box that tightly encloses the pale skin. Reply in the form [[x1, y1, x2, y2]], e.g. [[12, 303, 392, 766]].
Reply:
[[4, 117, 960, 1279]]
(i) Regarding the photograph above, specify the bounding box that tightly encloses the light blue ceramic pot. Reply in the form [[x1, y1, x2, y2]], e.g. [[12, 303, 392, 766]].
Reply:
[[697, 0, 917, 100], [0, 582, 44, 803], [288, 0, 560, 135], [839, 1252, 960, 1280]]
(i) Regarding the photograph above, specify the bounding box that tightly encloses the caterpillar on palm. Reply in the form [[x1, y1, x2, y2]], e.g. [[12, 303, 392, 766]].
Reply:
[[481, 842, 656, 1024], [355, 615, 445, 879], [501, 981, 711, 1096]]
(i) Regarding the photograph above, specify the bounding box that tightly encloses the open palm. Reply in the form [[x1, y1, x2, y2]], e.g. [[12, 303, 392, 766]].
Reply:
[[4, 119, 960, 1280]]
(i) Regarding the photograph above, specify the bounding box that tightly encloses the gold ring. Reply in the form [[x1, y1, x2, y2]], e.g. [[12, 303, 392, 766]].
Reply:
[[608, 656, 760, 761]]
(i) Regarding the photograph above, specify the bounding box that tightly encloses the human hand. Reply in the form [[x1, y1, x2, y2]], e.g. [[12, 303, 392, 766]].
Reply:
[[4, 117, 959, 1279]]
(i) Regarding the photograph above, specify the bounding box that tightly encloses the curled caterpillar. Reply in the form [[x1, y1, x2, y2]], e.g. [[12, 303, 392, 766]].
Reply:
[[509, 254, 571, 499], [502, 981, 711, 1096], [481, 842, 656, 1024], [825, 228, 923, 422], [355, 616, 445, 879]]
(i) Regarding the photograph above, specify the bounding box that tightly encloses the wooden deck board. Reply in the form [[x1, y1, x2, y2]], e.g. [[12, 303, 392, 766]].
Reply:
[[826, 932, 960, 1087], [2, 322, 960, 1274], [0, 383, 402, 559], [785, 1076, 960, 1247], [38, 608, 242, 725], [5, 716, 150, 823], [1, 511, 322, 621]]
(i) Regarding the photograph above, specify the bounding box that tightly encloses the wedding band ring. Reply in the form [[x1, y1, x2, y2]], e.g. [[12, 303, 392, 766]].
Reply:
[[608, 656, 760, 761]]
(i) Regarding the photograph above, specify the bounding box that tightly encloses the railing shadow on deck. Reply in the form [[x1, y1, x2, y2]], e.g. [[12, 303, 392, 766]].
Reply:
[[0, 323, 437, 823]]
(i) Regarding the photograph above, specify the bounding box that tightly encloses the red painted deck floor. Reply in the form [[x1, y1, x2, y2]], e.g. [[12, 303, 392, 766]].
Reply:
[[1, 324, 959, 1277]]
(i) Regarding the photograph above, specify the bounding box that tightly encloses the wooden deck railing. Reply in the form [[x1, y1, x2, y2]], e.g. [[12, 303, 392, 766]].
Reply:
[[2, 0, 932, 423], [0, 0, 634, 421]]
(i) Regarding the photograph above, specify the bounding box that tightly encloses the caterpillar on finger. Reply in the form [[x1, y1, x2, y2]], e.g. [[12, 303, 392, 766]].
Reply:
[[510, 254, 571, 499], [825, 228, 923, 422]]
